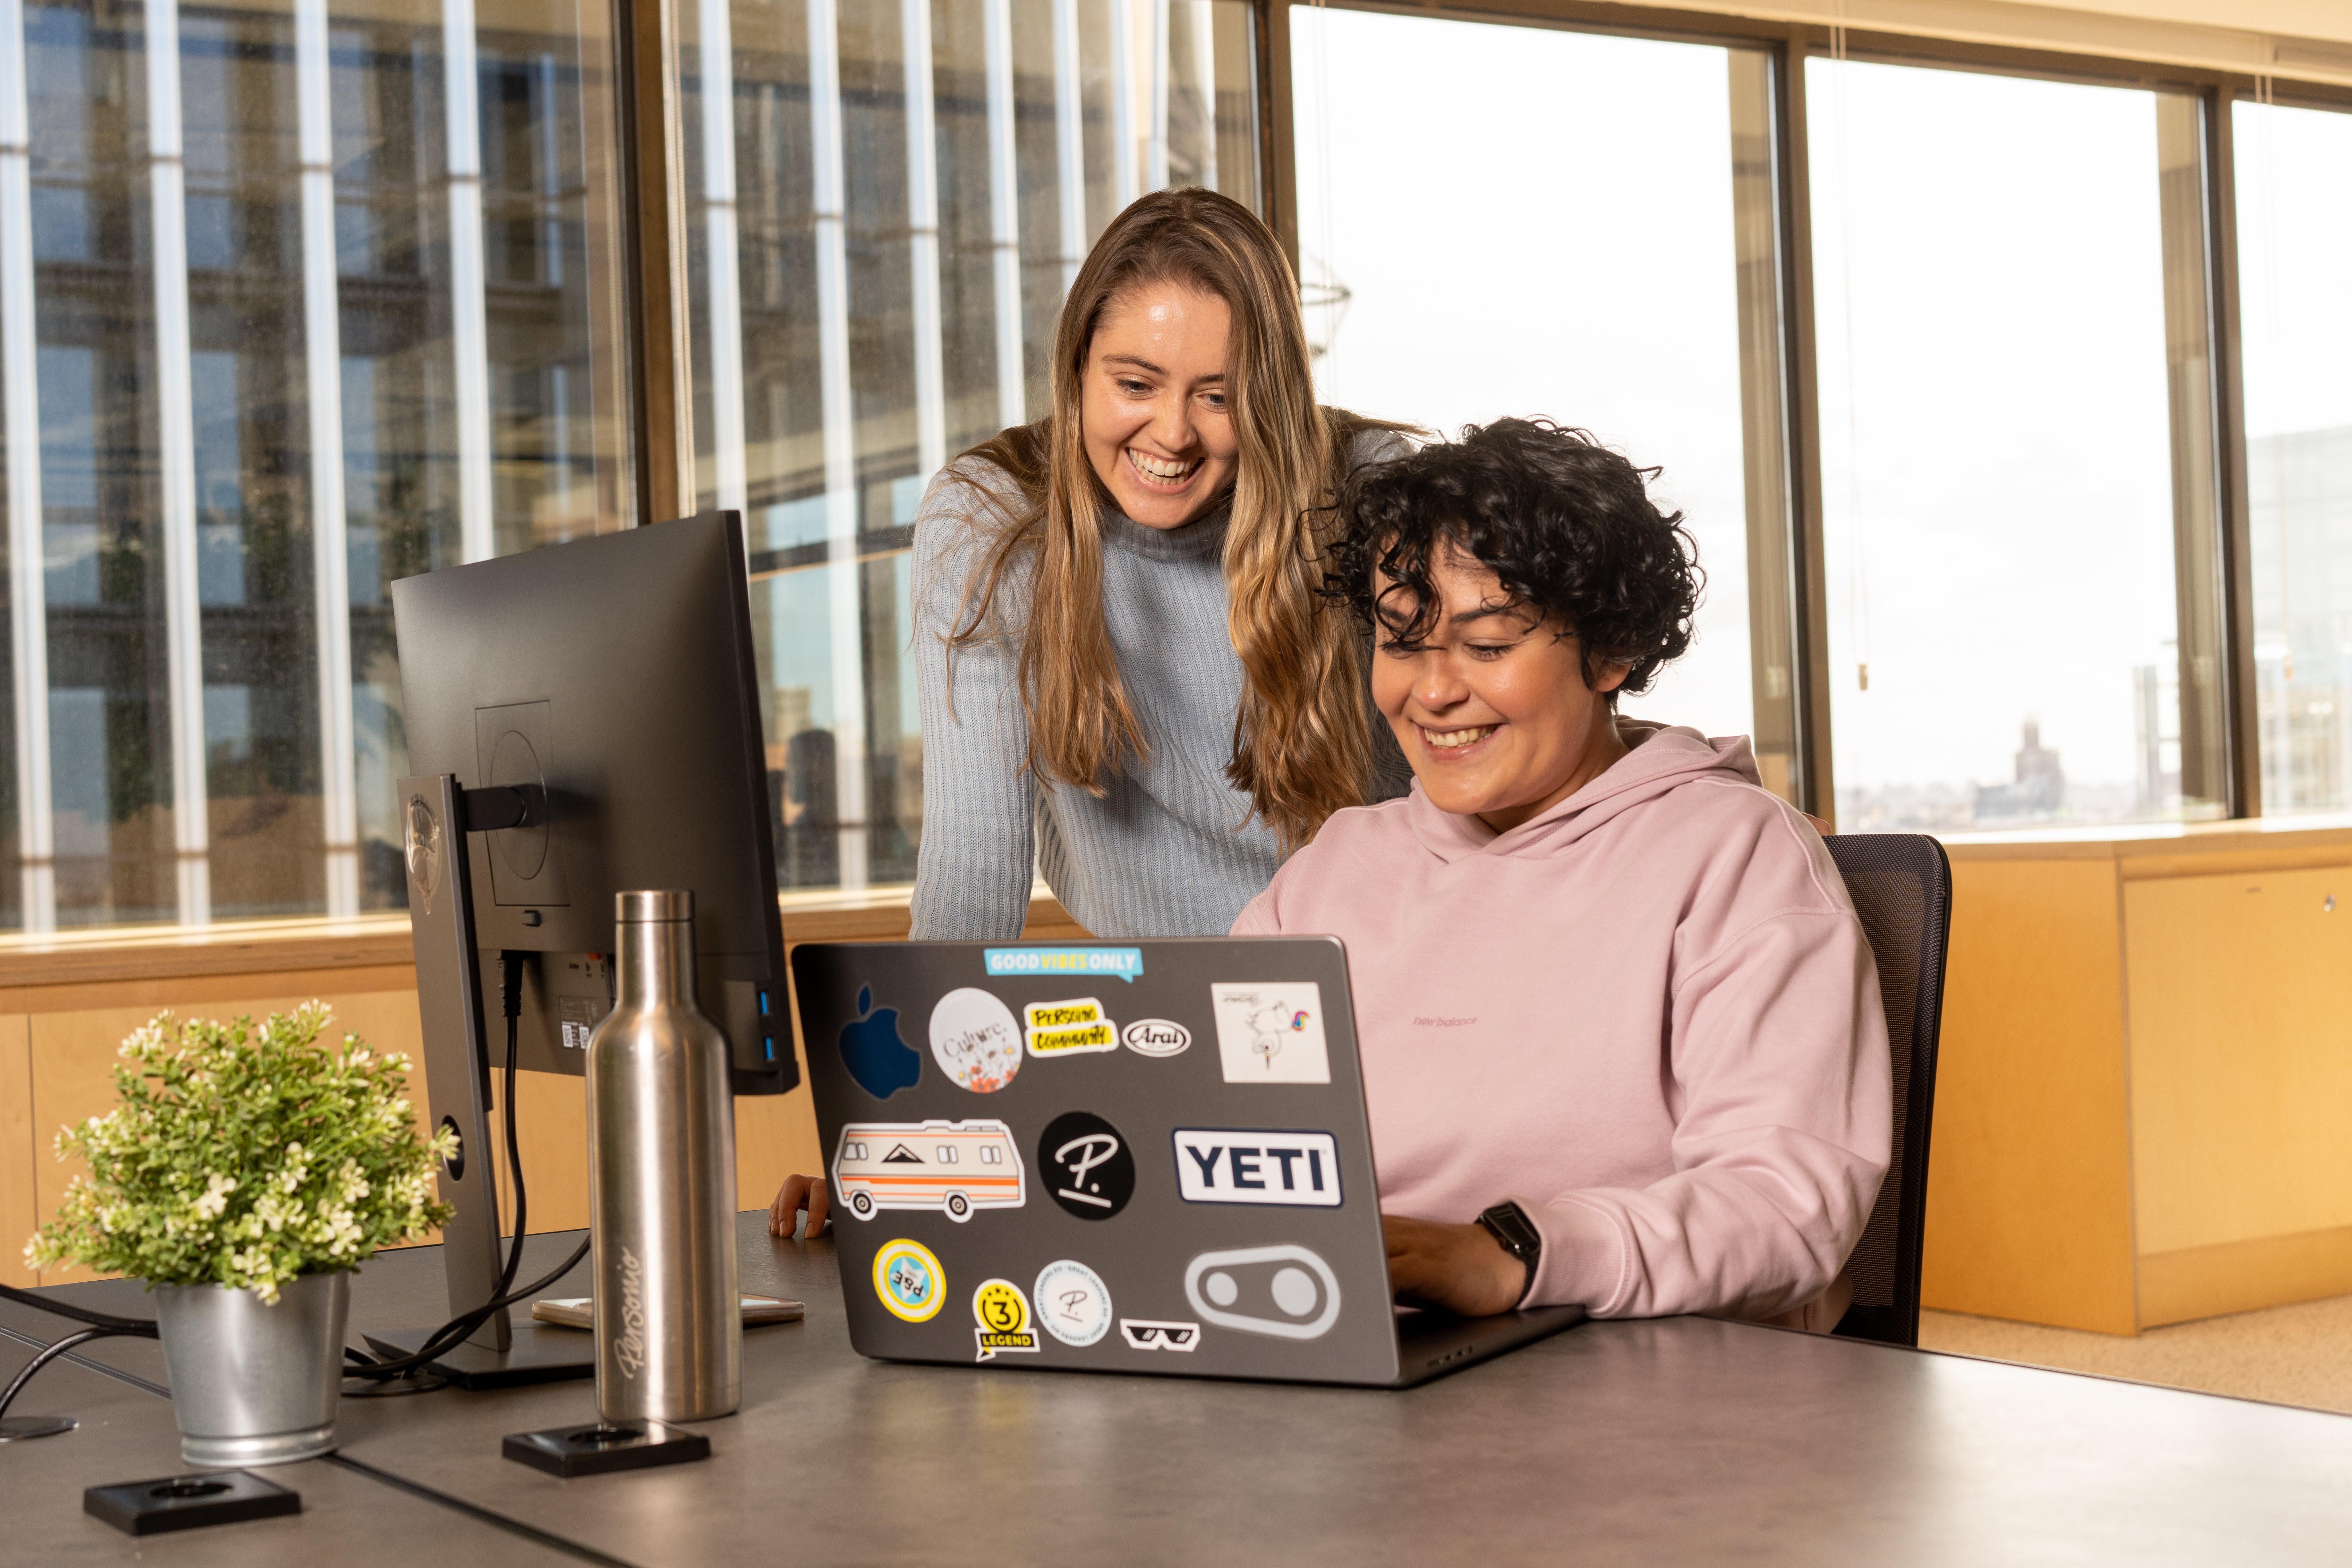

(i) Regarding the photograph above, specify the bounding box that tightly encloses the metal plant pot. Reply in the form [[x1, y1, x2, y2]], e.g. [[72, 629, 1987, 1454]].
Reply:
[[152, 1272, 350, 1468]]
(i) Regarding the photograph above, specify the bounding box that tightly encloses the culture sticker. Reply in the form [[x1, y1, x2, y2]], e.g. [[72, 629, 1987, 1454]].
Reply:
[[1209, 982, 1331, 1084], [1024, 997, 1119, 1058], [1032, 1259, 1113, 1347], [872, 1237, 946, 1323], [929, 987, 1022, 1093], [972, 1278, 1040, 1362]]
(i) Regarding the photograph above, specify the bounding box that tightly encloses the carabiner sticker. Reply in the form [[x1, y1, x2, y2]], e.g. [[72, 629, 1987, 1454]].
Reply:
[[1182, 1244, 1342, 1340]]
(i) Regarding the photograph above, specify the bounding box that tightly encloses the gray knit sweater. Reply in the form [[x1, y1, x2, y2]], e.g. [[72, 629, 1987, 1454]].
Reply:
[[909, 439, 1410, 940]]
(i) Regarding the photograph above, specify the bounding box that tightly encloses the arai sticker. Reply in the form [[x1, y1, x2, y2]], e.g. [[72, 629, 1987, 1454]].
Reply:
[[1032, 1259, 1113, 1347], [929, 987, 1022, 1093], [1122, 1019, 1191, 1058], [872, 1237, 946, 1323], [1024, 997, 1118, 1058], [972, 1278, 1040, 1362]]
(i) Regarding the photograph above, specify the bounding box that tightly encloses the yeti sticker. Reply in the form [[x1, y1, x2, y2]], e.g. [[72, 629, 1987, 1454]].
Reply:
[[1209, 982, 1331, 1084]]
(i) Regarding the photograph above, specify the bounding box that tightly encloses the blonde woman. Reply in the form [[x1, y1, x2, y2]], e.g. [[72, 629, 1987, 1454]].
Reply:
[[908, 187, 1414, 941]]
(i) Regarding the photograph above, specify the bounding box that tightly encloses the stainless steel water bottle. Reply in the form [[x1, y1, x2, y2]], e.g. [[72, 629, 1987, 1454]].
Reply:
[[586, 889, 741, 1422]]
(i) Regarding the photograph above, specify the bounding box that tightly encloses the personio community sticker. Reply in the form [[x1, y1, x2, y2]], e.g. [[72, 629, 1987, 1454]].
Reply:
[[1032, 1259, 1113, 1347], [972, 1278, 1039, 1362], [872, 1237, 946, 1323], [1210, 982, 1331, 1084], [1024, 997, 1118, 1057]]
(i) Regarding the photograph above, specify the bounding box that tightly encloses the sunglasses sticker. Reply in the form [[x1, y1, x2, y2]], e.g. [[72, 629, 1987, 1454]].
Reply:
[[831, 1119, 1025, 1223], [972, 1279, 1040, 1362], [1023, 997, 1119, 1058], [1119, 1318, 1201, 1353]]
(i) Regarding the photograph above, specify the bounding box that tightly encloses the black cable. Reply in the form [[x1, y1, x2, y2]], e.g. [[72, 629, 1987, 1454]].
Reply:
[[340, 1233, 590, 1380], [0, 1325, 145, 1421], [0, 1283, 161, 1335], [495, 951, 529, 1303]]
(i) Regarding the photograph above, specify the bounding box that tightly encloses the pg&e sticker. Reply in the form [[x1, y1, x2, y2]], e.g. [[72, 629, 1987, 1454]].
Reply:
[[1024, 997, 1118, 1058], [872, 1238, 946, 1323], [1209, 982, 1330, 1084]]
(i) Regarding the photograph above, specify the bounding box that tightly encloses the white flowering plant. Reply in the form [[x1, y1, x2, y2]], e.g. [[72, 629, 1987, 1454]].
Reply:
[[25, 1004, 455, 1302]]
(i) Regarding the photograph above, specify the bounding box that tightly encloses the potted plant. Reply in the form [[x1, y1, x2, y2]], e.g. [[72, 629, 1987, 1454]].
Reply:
[[25, 1004, 454, 1467]]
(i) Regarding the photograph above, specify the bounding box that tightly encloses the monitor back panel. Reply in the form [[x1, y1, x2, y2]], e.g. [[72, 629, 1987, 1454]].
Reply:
[[792, 937, 1405, 1386]]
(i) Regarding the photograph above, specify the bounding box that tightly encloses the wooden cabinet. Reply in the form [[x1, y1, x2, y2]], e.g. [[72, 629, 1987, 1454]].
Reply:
[[1926, 823, 2352, 1333]]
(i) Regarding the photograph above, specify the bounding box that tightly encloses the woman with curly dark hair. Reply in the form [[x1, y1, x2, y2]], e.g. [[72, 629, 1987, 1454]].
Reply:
[[1233, 418, 1890, 1330]]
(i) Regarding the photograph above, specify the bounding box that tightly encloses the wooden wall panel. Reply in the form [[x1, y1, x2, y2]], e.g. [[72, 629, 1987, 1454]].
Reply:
[[1922, 857, 2139, 1334], [0, 1014, 31, 1288], [2124, 867, 2352, 1254]]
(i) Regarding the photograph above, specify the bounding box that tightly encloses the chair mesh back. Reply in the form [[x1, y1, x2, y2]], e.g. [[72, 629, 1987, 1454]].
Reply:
[[1821, 834, 1952, 1347]]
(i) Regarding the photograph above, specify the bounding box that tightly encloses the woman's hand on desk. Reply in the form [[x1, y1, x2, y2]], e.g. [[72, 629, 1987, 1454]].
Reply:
[[1381, 1214, 1528, 1317], [769, 1174, 831, 1239]]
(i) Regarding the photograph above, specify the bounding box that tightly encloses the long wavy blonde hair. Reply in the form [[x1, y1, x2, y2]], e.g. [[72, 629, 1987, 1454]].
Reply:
[[949, 188, 1398, 850]]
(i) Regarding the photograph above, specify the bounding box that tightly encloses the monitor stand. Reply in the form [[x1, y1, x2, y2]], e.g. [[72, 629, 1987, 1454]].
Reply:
[[391, 773, 596, 1393]]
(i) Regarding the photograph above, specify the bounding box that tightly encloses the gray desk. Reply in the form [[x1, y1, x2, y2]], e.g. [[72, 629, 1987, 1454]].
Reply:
[[7, 1213, 2351, 1566]]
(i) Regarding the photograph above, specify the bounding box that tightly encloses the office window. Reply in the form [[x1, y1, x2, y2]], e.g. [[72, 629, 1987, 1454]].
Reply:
[[0, 0, 633, 930], [2237, 99, 2352, 816], [1289, 8, 1797, 796], [1811, 59, 2228, 833], [683, 0, 1264, 894]]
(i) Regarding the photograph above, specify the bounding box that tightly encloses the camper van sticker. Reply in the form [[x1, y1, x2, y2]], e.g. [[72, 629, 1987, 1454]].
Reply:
[[832, 1119, 1026, 1222], [928, 987, 1023, 1093], [1119, 1319, 1201, 1353], [1171, 1129, 1343, 1207], [872, 1238, 947, 1323], [1032, 1259, 1114, 1347], [1035, 1111, 1136, 1220], [1183, 1244, 1342, 1341], [971, 1279, 1040, 1361], [838, 985, 923, 1100], [1122, 1019, 1191, 1058], [1023, 997, 1119, 1057], [1209, 982, 1331, 1084]]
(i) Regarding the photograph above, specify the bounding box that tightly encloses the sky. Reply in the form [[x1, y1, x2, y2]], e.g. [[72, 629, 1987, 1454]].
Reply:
[[1291, 8, 2352, 808]]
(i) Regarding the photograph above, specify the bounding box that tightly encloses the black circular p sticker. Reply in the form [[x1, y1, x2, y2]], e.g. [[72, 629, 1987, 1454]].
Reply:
[[1037, 1111, 1135, 1221]]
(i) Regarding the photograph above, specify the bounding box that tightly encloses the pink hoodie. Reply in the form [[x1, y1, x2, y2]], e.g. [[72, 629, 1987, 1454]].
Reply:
[[1231, 726, 1890, 1321]]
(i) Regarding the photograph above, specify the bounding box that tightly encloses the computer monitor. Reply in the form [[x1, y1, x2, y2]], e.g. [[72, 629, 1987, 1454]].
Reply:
[[379, 511, 795, 1382]]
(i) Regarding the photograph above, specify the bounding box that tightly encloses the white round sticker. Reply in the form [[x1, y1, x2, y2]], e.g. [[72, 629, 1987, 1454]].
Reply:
[[1031, 1259, 1113, 1347], [1121, 1018, 1191, 1058], [929, 988, 1022, 1094]]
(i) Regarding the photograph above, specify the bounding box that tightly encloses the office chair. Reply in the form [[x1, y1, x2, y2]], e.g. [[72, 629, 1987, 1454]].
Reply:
[[1822, 833, 1953, 1348]]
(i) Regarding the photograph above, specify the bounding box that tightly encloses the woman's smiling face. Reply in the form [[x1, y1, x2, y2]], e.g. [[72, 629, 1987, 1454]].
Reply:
[[1372, 542, 1629, 835], [1080, 280, 1241, 530]]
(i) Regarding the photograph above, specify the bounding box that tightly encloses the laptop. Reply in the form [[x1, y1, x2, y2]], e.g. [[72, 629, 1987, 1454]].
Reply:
[[790, 935, 1583, 1387]]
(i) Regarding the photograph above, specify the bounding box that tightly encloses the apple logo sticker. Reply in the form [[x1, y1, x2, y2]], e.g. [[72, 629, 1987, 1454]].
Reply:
[[929, 987, 1023, 1094], [838, 985, 922, 1100]]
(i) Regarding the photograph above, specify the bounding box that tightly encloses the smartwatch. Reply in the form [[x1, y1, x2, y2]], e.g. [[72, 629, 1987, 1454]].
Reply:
[[1476, 1200, 1541, 1307]]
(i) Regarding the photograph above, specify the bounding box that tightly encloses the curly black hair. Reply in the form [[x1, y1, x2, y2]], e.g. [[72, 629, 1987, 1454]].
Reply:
[[1327, 418, 1702, 704]]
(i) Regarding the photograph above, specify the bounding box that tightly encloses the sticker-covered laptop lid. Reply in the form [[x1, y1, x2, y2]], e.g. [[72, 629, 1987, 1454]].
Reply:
[[792, 936, 1404, 1386]]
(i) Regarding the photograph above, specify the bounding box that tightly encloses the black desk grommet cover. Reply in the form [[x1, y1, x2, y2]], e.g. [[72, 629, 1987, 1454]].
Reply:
[[84, 1470, 302, 1535], [503, 1420, 712, 1477]]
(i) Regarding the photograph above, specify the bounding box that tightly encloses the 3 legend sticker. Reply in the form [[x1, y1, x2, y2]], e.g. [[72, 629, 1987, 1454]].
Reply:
[[1032, 1259, 1113, 1347], [1210, 982, 1330, 1084], [1036, 1111, 1135, 1220], [872, 1238, 946, 1323], [929, 987, 1022, 1094], [1023, 997, 1119, 1058], [1172, 1129, 1342, 1207], [972, 1279, 1040, 1361], [832, 1119, 1025, 1222]]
